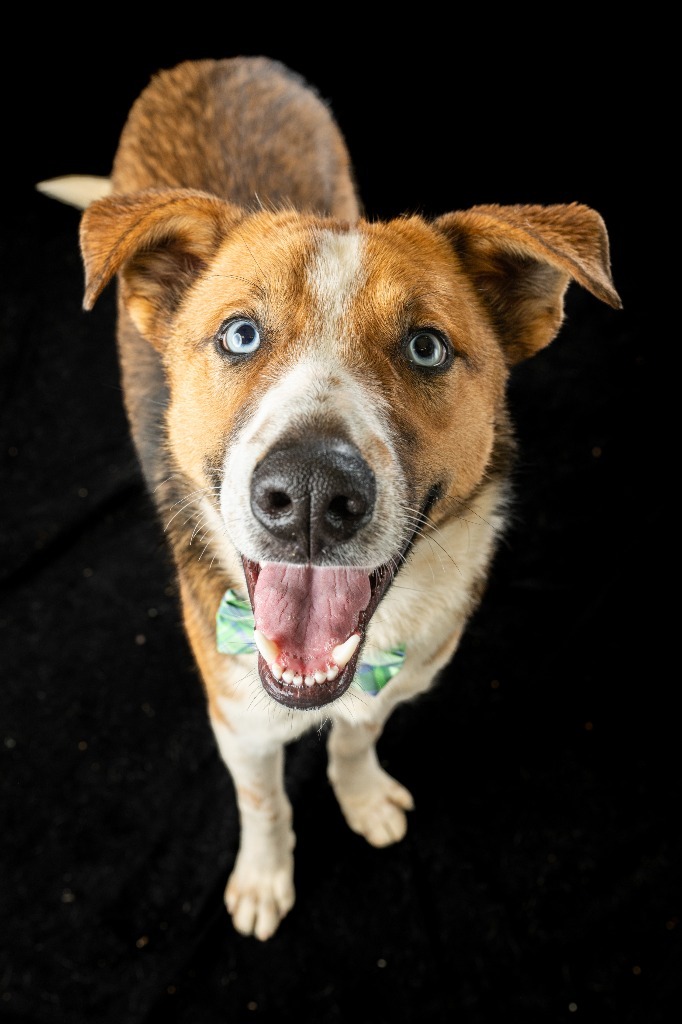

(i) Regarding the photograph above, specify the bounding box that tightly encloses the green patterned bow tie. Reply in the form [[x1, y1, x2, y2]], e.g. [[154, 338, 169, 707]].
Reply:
[[216, 589, 405, 696]]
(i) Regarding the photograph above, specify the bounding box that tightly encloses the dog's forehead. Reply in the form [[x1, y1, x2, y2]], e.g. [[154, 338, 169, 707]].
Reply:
[[205, 213, 466, 334]]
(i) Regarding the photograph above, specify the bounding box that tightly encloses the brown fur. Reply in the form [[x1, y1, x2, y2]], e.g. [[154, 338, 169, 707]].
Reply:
[[74, 56, 621, 940]]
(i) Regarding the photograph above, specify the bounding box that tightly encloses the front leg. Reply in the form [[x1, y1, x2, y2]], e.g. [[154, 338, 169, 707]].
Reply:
[[179, 576, 298, 941], [327, 716, 414, 847], [328, 627, 464, 847], [210, 718, 295, 941]]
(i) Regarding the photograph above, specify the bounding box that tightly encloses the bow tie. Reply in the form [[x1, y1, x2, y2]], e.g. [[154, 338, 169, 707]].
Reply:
[[216, 589, 405, 696]]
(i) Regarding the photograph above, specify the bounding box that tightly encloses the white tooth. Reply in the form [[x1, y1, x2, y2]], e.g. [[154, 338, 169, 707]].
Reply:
[[293, 673, 303, 687], [271, 661, 283, 680], [331, 633, 361, 669], [304, 675, 315, 687], [253, 629, 281, 665], [327, 665, 339, 680], [282, 669, 295, 683], [314, 670, 326, 683]]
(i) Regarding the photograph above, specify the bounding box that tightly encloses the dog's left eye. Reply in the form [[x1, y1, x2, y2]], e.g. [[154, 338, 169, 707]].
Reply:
[[406, 330, 449, 368], [218, 318, 261, 355]]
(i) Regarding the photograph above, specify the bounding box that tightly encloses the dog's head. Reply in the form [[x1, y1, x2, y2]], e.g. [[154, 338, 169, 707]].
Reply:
[[80, 191, 620, 709]]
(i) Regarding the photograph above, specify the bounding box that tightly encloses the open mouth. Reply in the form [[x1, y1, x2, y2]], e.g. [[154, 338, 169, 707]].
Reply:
[[241, 555, 398, 710], [240, 486, 440, 711]]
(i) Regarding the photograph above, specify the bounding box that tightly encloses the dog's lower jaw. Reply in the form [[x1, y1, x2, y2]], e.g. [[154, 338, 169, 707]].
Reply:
[[256, 651, 361, 710]]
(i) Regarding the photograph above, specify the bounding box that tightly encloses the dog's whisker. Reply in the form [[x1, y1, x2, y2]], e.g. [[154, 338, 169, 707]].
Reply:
[[197, 539, 213, 562], [190, 518, 207, 543], [167, 491, 223, 540], [153, 475, 178, 493], [168, 485, 220, 509], [234, 227, 266, 282], [382, 583, 432, 595], [164, 493, 213, 529], [436, 494, 502, 534]]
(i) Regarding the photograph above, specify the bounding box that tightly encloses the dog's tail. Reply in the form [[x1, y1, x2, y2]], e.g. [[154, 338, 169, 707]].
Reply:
[[36, 175, 112, 210]]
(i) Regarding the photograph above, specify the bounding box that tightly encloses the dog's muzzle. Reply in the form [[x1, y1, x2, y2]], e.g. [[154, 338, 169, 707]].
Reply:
[[235, 433, 423, 711]]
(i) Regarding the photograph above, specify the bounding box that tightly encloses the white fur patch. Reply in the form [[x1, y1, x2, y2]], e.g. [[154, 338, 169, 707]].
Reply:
[[308, 230, 365, 339]]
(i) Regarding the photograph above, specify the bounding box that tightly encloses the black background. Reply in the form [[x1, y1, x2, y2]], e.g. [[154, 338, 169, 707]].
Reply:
[[2, 26, 673, 1024]]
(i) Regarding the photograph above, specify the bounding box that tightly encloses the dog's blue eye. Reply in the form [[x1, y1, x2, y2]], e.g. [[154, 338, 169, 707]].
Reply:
[[219, 318, 261, 355], [406, 331, 448, 368]]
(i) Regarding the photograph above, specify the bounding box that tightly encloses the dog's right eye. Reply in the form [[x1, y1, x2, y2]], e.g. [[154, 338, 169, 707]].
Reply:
[[217, 318, 261, 355]]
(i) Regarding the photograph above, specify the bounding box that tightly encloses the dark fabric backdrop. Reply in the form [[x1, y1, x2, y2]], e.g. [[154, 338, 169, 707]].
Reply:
[[2, 26, 674, 1024]]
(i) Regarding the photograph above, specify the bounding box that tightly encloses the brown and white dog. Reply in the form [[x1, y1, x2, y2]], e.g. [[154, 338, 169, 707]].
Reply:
[[38, 56, 621, 940]]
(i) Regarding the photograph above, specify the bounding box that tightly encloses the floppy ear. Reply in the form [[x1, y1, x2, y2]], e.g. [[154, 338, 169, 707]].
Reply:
[[434, 203, 622, 364], [79, 188, 244, 347]]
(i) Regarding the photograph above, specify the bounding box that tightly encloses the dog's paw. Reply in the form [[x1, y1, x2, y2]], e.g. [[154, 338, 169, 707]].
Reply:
[[225, 852, 295, 941], [334, 769, 414, 847]]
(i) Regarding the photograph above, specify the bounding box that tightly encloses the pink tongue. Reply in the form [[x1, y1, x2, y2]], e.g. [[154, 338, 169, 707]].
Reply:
[[253, 563, 371, 674]]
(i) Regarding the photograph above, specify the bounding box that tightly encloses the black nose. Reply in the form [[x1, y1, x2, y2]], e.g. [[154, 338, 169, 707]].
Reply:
[[250, 439, 376, 560]]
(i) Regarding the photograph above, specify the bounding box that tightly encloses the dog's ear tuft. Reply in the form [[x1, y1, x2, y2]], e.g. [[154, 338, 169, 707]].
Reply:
[[79, 189, 243, 346], [434, 203, 621, 364]]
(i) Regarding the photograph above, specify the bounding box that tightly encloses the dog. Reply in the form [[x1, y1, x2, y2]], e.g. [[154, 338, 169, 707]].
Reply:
[[38, 56, 621, 941]]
